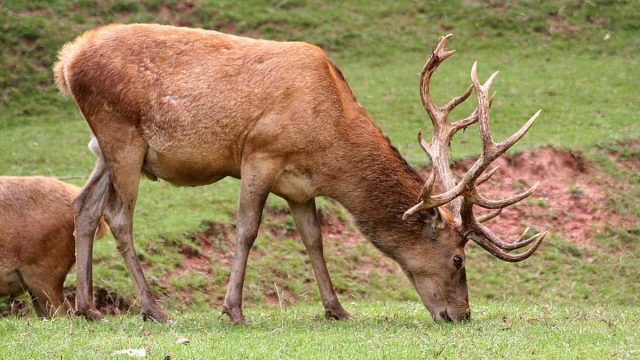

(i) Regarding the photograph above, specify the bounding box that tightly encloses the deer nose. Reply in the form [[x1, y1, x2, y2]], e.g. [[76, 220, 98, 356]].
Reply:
[[460, 309, 471, 321]]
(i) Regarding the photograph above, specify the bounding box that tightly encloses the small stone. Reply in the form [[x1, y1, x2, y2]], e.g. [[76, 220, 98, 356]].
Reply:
[[111, 348, 147, 357]]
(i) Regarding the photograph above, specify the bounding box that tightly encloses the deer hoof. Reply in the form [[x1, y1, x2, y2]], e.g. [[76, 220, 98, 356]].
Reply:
[[76, 308, 103, 321], [222, 304, 246, 325], [141, 308, 169, 323], [325, 307, 352, 320]]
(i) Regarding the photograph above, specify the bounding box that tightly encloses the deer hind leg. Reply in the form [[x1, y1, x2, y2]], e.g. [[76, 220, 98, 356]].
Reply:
[[222, 160, 277, 325], [75, 105, 167, 322], [95, 129, 168, 323], [103, 185, 168, 323], [288, 200, 351, 320], [74, 157, 109, 320]]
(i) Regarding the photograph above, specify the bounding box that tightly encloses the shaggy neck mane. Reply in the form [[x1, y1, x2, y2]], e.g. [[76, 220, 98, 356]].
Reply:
[[326, 114, 426, 256], [323, 61, 426, 256]]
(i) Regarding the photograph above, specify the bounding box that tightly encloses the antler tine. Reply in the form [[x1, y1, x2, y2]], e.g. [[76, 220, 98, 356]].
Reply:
[[469, 231, 547, 262], [444, 84, 473, 112], [417, 129, 431, 157], [476, 166, 500, 186], [471, 182, 539, 209], [477, 208, 501, 223], [420, 34, 455, 122], [417, 130, 437, 197], [472, 62, 542, 161], [449, 92, 495, 137], [471, 62, 498, 155], [403, 130, 438, 220], [460, 196, 538, 251], [495, 110, 542, 155], [473, 224, 539, 250]]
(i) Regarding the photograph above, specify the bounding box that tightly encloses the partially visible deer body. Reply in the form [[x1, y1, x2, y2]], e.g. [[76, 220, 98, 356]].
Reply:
[[54, 24, 546, 324], [0, 177, 108, 318]]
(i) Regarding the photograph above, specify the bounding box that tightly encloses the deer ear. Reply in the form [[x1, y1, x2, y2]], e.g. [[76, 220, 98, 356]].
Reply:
[[422, 207, 447, 241], [427, 207, 447, 229]]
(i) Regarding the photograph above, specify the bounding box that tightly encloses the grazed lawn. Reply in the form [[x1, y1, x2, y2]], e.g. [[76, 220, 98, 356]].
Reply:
[[1, 302, 638, 359]]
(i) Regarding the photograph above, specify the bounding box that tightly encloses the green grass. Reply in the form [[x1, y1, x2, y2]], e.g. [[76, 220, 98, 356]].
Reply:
[[1, 1, 639, 357], [1, 302, 638, 359]]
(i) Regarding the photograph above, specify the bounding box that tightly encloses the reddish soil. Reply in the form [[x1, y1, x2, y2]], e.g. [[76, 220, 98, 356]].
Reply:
[[606, 142, 640, 173], [453, 148, 605, 247], [452, 147, 637, 247]]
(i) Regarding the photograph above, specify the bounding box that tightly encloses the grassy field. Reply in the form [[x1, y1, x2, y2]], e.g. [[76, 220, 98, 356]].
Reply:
[[1, 302, 639, 359], [1, 1, 639, 358]]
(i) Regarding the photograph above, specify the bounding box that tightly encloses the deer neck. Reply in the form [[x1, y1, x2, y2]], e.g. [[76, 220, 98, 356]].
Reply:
[[326, 122, 426, 257]]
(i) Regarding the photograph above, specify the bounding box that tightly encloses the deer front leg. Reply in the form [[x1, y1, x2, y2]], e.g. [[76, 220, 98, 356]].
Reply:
[[288, 200, 351, 320], [222, 162, 274, 325]]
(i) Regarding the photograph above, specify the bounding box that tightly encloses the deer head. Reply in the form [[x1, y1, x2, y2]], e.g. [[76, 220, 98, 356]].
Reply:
[[401, 34, 547, 322]]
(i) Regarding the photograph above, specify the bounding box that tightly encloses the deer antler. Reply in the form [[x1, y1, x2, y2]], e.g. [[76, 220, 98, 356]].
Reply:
[[403, 34, 547, 262]]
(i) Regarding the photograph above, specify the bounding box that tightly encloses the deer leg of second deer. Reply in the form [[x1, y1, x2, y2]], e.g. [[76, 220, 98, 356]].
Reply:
[[28, 291, 46, 318], [20, 267, 65, 318], [73, 160, 109, 320], [222, 165, 273, 325], [29, 286, 64, 319], [288, 200, 352, 320]]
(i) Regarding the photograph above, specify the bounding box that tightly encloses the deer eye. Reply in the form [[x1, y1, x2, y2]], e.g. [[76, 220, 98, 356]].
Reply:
[[453, 255, 463, 269]]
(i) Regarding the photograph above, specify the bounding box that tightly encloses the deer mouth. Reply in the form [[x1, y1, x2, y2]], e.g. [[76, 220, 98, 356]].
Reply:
[[437, 309, 452, 322]]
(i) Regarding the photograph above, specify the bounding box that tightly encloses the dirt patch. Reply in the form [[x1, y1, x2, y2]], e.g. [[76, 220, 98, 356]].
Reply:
[[605, 141, 640, 173], [452, 147, 637, 247], [264, 286, 297, 307], [64, 287, 130, 316], [546, 15, 580, 36], [17, 8, 53, 17], [1, 287, 130, 317]]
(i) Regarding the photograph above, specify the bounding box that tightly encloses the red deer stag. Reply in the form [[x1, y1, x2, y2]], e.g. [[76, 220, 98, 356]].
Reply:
[[54, 24, 545, 324], [0, 177, 108, 318]]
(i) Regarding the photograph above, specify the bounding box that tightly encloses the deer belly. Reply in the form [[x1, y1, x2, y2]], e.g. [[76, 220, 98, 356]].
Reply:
[[142, 148, 234, 186]]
